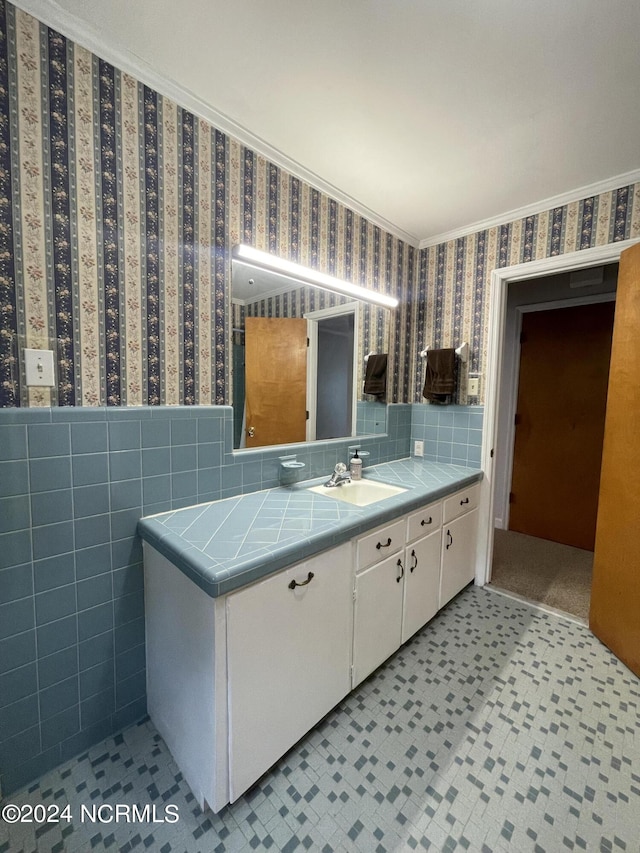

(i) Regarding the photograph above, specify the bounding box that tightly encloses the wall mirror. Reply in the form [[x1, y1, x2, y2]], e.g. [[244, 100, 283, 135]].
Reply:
[[230, 246, 396, 450]]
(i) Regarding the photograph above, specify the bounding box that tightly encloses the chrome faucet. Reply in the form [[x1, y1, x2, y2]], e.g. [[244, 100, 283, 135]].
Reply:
[[324, 462, 351, 487]]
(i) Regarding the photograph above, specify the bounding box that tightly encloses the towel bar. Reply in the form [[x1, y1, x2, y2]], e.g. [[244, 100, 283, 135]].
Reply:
[[419, 342, 469, 363]]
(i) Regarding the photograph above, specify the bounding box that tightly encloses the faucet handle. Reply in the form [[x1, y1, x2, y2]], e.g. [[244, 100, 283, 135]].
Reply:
[[334, 462, 347, 474]]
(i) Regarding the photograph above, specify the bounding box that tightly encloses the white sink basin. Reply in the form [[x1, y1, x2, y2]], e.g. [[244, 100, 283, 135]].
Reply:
[[308, 478, 407, 506]]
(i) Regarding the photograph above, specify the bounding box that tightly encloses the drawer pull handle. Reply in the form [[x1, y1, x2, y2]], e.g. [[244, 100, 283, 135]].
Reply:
[[288, 572, 314, 590], [460, 497, 470, 506], [446, 530, 453, 549], [376, 537, 392, 550], [410, 550, 418, 573], [420, 516, 433, 527], [396, 559, 404, 582]]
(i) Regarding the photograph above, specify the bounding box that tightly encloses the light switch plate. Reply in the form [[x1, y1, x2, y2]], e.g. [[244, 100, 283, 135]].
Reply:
[[467, 376, 480, 396], [24, 348, 56, 387]]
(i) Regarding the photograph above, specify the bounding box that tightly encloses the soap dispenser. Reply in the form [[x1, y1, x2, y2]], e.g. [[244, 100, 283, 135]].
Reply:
[[349, 449, 362, 480]]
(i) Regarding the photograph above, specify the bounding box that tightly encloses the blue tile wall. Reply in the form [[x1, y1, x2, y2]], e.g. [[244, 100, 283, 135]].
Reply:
[[0, 403, 411, 796], [355, 401, 388, 435], [411, 403, 484, 468]]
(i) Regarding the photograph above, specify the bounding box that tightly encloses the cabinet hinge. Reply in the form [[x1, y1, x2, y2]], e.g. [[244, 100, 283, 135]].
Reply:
[[509, 491, 515, 504], [307, 337, 310, 347], [352, 589, 357, 602], [306, 410, 309, 420], [514, 413, 522, 426]]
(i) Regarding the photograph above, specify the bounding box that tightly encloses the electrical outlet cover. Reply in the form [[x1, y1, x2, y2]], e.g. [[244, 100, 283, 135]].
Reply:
[[414, 440, 424, 457]]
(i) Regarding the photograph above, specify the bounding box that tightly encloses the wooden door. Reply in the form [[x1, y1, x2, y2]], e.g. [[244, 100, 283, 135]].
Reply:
[[590, 243, 640, 677], [244, 317, 307, 447], [509, 302, 615, 550]]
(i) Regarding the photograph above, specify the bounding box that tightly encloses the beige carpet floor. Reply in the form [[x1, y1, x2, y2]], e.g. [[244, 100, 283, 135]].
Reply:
[[490, 528, 594, 622]]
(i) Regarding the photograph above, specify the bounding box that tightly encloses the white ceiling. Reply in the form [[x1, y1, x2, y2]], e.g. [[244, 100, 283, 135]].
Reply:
[[22, 0, 640, 244]]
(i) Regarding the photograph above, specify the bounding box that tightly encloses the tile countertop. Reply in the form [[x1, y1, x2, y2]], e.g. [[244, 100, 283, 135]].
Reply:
[[137, 459, 483, 598]]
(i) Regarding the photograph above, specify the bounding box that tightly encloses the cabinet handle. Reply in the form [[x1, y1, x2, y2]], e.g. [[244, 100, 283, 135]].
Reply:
[[396, 559, 404, 583], [420, 516, 432, 527], [288, 571, 314, 590], [446, 530, 453, 549], [460, 497, 469, 506], [376, 537, 392, 550], [410, 549, 418, 573]]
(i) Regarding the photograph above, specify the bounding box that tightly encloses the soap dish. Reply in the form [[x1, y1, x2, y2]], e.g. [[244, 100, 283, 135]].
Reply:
[[279, 455, 306, 486]]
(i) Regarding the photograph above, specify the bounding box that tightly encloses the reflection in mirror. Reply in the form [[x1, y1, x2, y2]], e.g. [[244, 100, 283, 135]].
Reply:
[[231, 256, 392, 450]]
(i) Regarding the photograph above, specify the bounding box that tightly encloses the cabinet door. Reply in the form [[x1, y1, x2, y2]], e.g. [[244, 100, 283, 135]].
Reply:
[[440, 509, 478, 608], [352, 553, 404, 687], [227, 543, 352, 801], [401, 528, 442, 643]]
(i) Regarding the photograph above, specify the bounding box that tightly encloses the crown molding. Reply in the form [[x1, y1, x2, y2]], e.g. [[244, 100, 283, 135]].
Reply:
[[419, 168, 640, 250], [12, 0, 419, 248]]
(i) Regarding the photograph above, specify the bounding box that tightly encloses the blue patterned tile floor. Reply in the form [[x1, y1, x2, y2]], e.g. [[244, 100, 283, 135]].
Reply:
[[2, 586, 639, 852]]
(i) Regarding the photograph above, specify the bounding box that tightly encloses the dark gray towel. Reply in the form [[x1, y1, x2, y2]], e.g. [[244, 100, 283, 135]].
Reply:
[[423, 348, 456, 403], [363, 354, 387, 399]]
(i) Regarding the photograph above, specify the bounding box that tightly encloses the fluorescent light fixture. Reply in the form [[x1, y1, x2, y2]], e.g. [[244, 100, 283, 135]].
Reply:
[[234, 244, 399, 309]]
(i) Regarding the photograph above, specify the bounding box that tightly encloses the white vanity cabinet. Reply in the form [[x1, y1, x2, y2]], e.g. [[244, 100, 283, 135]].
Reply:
[[226, 543, 353, 800], [351, 503, 444, 686], [440, 484, 479, 607], [143, 476, 481, 813], [351, 489, 477, 687], [402, 504, 442, 643]]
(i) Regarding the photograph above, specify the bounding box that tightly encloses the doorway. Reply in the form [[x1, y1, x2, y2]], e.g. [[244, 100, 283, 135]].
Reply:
[[477, 243, 636, 618], [315, 313, 355, 440], [491, 274, 617, 622], [509, 300, 615, 549], [491, 295, 616, 620], [306, 302, 359, 442]]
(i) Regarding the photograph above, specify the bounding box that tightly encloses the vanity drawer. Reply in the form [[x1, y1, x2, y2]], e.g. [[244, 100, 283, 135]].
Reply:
[[443, 483, 480, 524], [356, 519, 405, 572], [406, 501, 443, 543]]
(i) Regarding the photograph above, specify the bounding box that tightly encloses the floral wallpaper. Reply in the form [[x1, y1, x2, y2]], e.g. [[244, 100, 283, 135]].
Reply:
[[0, 0, 414, 409], [410, 186, 640, 403], [1, 1, 638, 411]]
